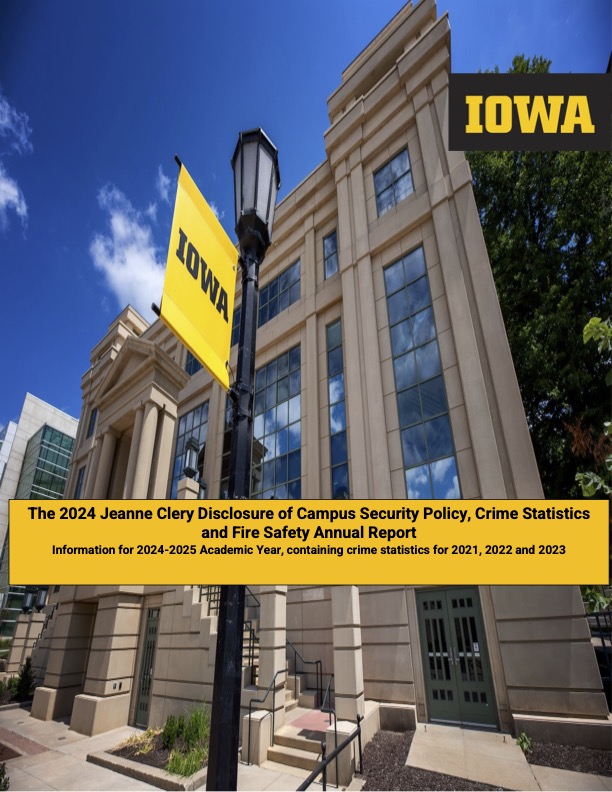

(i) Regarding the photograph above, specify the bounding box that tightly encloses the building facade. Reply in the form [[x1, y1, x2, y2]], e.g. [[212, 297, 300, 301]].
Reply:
[[28, 0, 609, 754], [0, 394, 78, 659]]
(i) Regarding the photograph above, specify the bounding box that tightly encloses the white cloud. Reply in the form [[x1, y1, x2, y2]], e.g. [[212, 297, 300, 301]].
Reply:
[[0, 89, 32, 232], [0, 91, 32, 156], [156, 165, 171, 204], [0, 162, 28, 230], [145, 202, 158, 221], [90, 185, 165, 321], [209, 200, 224, 221]]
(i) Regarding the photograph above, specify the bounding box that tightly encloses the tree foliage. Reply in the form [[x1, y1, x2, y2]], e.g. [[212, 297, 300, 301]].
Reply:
[[466, 56, 611, 497]]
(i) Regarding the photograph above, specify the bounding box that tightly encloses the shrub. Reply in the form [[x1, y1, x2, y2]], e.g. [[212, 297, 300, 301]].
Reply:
[[162, 715, 180, 750], [182, 706, 210, 752], [6, 677, 18, 697], [166, 745, 206, 777], [516, 732, 532, 754], [16, 656, 35, 700], [0, 761, 8, 791]]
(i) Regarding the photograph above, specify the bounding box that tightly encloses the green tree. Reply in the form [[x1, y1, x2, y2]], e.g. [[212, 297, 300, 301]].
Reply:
[[466, 56, 611, 497]]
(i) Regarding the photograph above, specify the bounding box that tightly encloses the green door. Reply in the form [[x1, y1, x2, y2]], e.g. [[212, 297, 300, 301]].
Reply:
[[416, 588, 497, 728], [135, 607, 160, 728]]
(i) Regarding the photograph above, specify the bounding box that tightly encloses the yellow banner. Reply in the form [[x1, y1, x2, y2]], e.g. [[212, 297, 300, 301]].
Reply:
[[9, 499, 609, 586], [160, 164, 237, 390]]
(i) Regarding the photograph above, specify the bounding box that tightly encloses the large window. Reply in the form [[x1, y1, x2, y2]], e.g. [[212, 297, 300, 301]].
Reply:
[[258, 260, 300, 327], [170, 401, 209, 498], [86, 408, 98, 439], [326, 320, 349, 497], [15, 425, 74, 500], [324, 231, 338, 279], [374, 149, 413, 217], [185, 350, 203, 376], [384, 247, 460, 499], [219, 346, 302, 499], [74, 466, 86, 499], [253, 346, 301, 499]]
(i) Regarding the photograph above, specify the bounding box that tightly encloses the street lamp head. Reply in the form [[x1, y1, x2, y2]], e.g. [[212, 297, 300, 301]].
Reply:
[[183, 436, 200, 479], [232, 128, 280, 257]]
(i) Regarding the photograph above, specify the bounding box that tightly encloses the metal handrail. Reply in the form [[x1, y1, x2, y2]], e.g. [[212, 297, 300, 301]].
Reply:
[[286, 639, 322, 707], [297, 714, 363, 791], [320, 674, 338, 786], [246, 667, 288, 765], [245, 586, 260, 608]]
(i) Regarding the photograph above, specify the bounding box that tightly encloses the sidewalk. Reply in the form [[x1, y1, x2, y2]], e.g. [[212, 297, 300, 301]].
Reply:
[[407, 722, 612, 791], [0, 705, 609, 791]]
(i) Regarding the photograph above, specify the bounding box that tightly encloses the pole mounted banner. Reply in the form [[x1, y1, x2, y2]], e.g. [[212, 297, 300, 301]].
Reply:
[[159, 162, 237, 391]]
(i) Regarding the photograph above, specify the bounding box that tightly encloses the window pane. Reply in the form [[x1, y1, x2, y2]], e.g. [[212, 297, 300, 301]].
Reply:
[[384, 260, 404, 294], [376, 186, 395, 216], [288, 450, 300, 480], [394, 351, 417, 390], [431, 457, 460, 499], [330, 402, 346, 434], [416, 340, 441, 381], [277, 376, 289, 402], [289, 395, 300, 424], [328, 373, 345, 405], [328, 346, 343, 376], [397, 387, 422, 428], [277, 353, 289, 378], [289, 346, 301, 371], [394, 172, 413, 203], [289, 281, 300, 305], [404, 247, 427, 283], [420, 376, 447, 420], [390, 149, 409, 179], [387, 290, 409, 324], [374, 162, 392, 194], [407, 276, 431, 314], [327, 321, 342, 350], [332, 464, 349, 498], [331, 431, 347, 466], [289, 370, 301, 397], [324, 232, 337, 257], [425, 415, 454, 460], [406, 464, 432, 499], [412, 307, 436, 346], [391, 320, 413, 356], [276, 400, 289, 429], [402, 424, 428, 467], [325, 254, 339, 278], [288, 423, 301, 451]]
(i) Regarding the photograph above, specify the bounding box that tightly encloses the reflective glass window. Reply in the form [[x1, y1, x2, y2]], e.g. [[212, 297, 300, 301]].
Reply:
[[324, 230, 338, 279], [374, 149, 414, 217], [384, 247, 461, 499], [171, 401, 209, 498], [258, 261, 301, 327], [326, 320, 350, 497]]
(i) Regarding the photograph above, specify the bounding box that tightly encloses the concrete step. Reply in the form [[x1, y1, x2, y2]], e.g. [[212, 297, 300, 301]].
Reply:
[[274, 730, 322, 755], [267, 743, 321, 772], [298, 689, 318, 708], [285, 698, 298, 712]]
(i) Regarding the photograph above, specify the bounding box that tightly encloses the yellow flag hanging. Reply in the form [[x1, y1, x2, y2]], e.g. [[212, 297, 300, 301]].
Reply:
[[160, 163, 237, 391]]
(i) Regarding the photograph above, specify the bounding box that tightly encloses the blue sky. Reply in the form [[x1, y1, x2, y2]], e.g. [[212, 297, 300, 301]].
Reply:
[[1, 0, 610, 429]]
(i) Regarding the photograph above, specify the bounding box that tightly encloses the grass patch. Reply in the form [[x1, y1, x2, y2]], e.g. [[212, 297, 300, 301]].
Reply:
[[112, 705, 210, 778]]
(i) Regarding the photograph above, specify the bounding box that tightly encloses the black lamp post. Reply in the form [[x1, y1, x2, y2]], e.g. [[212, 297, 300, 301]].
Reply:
[[206, 129, 280, 792]]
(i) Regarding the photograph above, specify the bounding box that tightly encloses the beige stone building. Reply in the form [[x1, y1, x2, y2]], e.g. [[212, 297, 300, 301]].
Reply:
[[26, 0, 609, 767]]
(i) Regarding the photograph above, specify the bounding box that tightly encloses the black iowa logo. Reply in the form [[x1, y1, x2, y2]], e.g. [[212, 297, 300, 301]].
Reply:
[[175, 228, 229, 323]]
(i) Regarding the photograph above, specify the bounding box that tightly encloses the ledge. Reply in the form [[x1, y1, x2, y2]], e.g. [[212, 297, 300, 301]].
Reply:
[[87, 750, 207, 791]]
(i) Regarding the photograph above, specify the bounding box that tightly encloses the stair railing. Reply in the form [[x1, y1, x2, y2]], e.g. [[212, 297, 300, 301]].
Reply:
[[286, 639, 322, 707], [246, 667, 288, 765], [297, 714, 363, 791], [320, 674, 338, 786]]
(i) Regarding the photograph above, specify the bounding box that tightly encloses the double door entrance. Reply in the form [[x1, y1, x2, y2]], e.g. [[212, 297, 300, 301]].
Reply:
[[416, 587, 497, 728]]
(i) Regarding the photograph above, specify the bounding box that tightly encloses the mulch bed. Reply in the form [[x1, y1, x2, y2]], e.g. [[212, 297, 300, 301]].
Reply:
[[360, 730, 612, 791], [110, 731, 171, 770], [528, 741, 611, 777], [361, 731, 507, 791]]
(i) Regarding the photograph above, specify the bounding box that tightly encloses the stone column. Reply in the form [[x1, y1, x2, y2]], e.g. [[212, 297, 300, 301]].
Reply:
[[331, 585, 365, 721], [122, 405, 144, 498], [258, 586, 287, 731], [131, 401, 159, 499], [71, 593, 142, 736], [177, 477, 199, 499], [92, 430, 118, 499], [150, 408, 176, 498], [84, 437, 103, 498]]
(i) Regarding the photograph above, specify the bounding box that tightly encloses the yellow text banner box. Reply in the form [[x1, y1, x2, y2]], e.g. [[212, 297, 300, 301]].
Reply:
[[9, 499, 609, 586]]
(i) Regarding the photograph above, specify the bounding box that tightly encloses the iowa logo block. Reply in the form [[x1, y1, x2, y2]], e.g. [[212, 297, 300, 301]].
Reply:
[[449, 74, 610, 151]]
